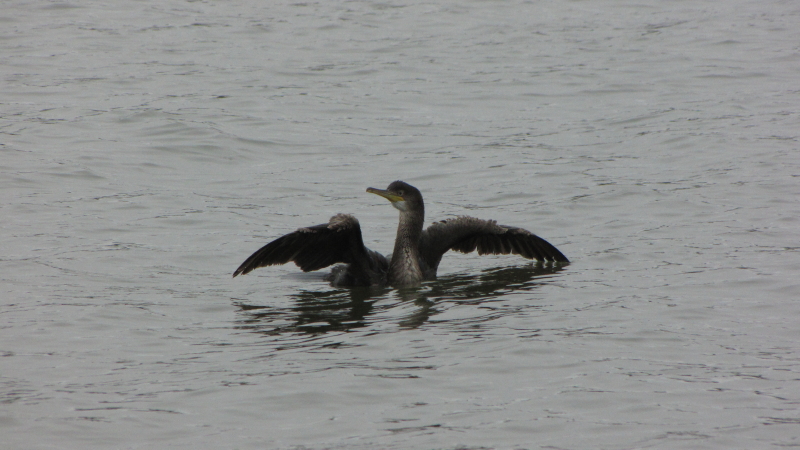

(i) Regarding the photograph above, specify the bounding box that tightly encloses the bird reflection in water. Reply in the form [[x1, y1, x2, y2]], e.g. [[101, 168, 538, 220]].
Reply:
[[233, 262, 567, 336]]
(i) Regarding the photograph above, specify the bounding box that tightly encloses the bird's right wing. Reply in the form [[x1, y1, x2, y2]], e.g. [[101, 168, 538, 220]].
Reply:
[[419, 216, 569, 271], [233, 213, 371, 277]]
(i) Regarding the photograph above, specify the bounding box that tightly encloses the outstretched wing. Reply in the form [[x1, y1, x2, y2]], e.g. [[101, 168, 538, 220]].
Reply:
[[233, 213, 372, 277], [420, 216, 569, 272]]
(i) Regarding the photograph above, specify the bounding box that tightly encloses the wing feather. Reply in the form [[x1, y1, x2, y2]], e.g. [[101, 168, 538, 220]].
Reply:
[[233, 213, 369, 277], [420, 216, 568, 272]]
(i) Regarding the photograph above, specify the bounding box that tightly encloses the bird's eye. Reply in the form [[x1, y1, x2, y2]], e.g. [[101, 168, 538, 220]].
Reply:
[[398, 190, 404, 196]]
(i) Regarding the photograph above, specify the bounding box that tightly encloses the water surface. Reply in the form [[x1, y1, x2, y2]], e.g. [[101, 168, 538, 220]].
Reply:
[[2, 1, 799, 449]]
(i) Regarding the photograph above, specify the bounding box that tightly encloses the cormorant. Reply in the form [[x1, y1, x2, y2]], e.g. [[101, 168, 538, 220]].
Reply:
[[233, 181, 568, 287]]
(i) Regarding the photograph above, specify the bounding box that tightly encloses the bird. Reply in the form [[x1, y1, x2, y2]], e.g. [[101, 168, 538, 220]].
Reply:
[[233, 181, 568, 287]]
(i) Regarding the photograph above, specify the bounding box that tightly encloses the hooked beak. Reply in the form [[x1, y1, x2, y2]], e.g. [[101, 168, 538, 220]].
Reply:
[[366, 187, 404, 203]]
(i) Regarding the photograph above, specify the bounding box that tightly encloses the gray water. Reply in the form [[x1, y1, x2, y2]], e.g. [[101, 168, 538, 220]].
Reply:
[[2, 1, 799, 449]]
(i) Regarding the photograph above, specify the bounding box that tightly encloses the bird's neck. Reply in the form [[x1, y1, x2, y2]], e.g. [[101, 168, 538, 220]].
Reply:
[[389, 210, 424, 286]]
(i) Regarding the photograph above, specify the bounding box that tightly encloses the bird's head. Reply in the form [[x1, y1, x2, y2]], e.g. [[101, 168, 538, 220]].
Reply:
[[367, 180, 424, 214]]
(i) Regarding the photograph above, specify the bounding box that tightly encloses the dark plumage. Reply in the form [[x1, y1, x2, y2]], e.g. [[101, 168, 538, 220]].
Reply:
[[233, 181, 568, 287]]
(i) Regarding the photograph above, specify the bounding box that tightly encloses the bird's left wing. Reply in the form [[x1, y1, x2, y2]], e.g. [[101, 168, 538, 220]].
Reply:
[[233, 214, 369, 277], [419, 216, 569, 272]]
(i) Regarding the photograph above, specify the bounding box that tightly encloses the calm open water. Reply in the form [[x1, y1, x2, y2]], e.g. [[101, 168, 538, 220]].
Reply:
[[2, 1, 799, 449]]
